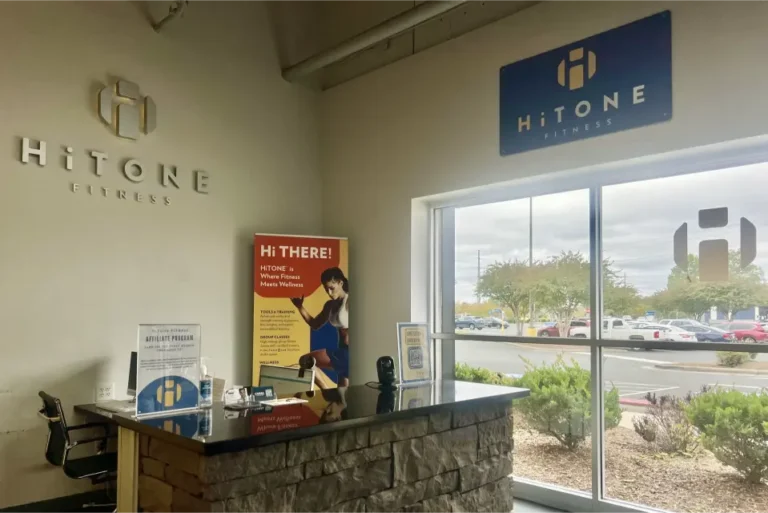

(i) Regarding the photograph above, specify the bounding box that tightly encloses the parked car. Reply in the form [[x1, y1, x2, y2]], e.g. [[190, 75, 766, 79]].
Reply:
[[538, 319, 589, 338], [602, 318, 662, 341], [633, 322, 683, 344], [723, 321, 768, 343], [658, 319, 707, 328], [455, 316, 484, 330], [484, 317, 510, 329], [677, 324, 734, 342], [660, 325, 698, 342]]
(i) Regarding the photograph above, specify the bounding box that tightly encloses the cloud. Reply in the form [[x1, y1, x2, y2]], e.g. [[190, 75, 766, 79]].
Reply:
[[455, 162, 768, 302]]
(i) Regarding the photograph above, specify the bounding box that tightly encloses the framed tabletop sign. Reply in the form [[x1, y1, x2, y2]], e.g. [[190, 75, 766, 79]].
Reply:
[[136, 324, 201, 417], [396, 322, 432, 384]]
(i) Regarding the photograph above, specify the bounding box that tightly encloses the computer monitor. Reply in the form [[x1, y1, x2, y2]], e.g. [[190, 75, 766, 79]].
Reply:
[[259, 364, 314, 396], [127, 351, 137, 398]]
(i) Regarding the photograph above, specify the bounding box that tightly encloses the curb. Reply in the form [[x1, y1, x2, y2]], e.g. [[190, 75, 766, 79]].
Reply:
[[654, 363, 768, 375], [619, 398, 650, 407], [509, 343, 589, 352]]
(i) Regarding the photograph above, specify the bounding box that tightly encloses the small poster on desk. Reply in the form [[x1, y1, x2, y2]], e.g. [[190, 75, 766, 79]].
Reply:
[[396, 322, 431, 384], [136, 324, 201, 416]]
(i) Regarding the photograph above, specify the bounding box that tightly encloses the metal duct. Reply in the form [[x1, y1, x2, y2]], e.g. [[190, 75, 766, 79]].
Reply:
[[282, 1, 467, 82]]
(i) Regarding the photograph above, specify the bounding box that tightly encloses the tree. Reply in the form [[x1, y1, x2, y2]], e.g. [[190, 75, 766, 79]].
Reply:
[[667, 254, 700, 288], [663, 250, 767, 319], [476, 260, 536, 335], [729, 250, 765, 283], [694, 281, 762, 319], [604, 283, 642, 317], [455, 300, 511, 320], [668, 250, 764, 287], [650, 284, 712, 320], [536, 251, 589, 337]]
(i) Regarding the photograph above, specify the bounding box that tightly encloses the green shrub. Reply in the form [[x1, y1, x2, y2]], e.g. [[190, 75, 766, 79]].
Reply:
[[716, 351, 750, 367], [454, 362, 516, 386], [750, 352, 758, 360], [632, 392, 699, 454], [454, 358, 622, 451], [512, 356, 622, 450], [687, 388, 768, 483]]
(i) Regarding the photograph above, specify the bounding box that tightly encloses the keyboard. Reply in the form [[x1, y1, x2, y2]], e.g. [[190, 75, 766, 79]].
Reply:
[[96, 400, 136, 413]]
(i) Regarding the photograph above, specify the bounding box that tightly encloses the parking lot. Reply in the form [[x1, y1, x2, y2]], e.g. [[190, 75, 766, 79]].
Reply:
[[458, 337, 768, 401]]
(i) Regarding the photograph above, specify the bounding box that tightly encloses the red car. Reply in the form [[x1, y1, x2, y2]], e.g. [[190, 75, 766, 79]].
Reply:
[[724, 321, 768, 343], [538, 320, 589, 337]]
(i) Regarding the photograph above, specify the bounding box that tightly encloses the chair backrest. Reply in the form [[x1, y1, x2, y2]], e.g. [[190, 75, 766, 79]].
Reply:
[[38, 391, 70, 466]]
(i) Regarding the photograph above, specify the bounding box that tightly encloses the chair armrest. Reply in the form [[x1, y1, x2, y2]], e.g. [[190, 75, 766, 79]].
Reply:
[[37, 409, 60, 422], [69, 434, 115, 449], [68, 422, 111, 437], [69, 422, 111, 430]]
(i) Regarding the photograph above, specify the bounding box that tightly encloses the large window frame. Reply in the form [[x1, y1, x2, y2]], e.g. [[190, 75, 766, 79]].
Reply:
[[422, 135, 768, 513]]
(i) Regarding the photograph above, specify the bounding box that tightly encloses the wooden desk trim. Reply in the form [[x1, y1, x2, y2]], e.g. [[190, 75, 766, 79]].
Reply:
[[117, 427, 139, 512]]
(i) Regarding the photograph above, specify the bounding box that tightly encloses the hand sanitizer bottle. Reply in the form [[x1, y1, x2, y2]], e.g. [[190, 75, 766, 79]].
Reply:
[[197, 407, 213, 438], [200, 358, 213, 408]]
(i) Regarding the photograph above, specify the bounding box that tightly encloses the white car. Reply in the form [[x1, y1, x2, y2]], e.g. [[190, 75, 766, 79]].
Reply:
[[634, 322, 696, 342], [570, 319, 664, 341], [658, 319, 706, 328], [663, 325, 697, 342]]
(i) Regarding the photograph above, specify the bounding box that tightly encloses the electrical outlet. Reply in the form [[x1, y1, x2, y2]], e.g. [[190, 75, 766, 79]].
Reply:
[[96, 382, 115, 402]]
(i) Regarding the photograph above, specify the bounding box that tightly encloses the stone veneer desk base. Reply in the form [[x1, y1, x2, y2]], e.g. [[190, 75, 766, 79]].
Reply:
[[110, 380, 528, 512]]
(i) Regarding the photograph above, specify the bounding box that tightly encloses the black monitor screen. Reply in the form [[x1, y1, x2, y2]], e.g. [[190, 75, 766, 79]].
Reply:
[[128, 351, 137, 396]]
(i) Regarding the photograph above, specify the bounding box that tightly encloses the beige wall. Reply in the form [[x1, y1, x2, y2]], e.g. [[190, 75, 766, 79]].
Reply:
[[319, 1, 768, 384], [0, 1, 321, 507]]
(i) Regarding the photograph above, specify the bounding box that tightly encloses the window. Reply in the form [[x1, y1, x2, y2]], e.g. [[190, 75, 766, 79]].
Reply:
[[433, 149, 768, 512], [453, 190, 593, 494]]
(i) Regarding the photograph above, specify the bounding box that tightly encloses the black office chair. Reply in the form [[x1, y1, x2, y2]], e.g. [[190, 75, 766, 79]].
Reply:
[[38, 391, 117, 508]]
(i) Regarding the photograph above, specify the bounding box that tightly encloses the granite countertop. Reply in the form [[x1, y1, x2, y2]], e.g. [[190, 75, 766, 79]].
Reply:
[[112, 379, 529, 455]]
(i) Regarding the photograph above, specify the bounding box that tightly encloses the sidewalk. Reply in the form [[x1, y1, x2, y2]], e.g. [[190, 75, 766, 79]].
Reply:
[[655, 361, 768, 375], [619, 410, 643, 430]]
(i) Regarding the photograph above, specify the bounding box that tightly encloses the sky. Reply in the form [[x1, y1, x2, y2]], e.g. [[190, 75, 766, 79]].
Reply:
[[454, 162, 768, 303]]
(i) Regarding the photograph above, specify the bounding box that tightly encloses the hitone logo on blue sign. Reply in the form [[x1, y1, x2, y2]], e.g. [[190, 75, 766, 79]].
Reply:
[[499, 11, 672, 156]]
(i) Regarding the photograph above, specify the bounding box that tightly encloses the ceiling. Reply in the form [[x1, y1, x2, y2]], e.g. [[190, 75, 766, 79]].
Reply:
[[267, 1, 538, 90]]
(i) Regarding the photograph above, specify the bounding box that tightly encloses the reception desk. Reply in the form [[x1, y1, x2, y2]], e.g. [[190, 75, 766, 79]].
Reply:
[[111, 380, 529, 512]]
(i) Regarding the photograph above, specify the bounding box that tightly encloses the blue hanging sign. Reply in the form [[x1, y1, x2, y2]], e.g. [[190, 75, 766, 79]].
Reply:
[[500, 11, 672, 156]]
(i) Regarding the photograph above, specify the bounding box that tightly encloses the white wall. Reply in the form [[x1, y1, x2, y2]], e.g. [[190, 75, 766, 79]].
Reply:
[[319, 1, 768, 384], [0, 1, 321, 506]]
